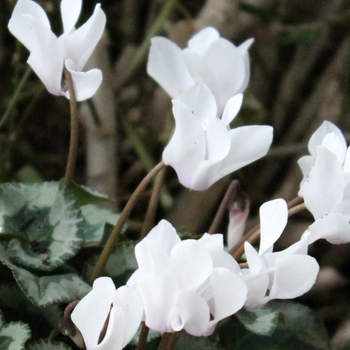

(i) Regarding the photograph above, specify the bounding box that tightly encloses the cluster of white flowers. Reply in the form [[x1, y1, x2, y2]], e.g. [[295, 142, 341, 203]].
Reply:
[[8, 1, 350, 349]]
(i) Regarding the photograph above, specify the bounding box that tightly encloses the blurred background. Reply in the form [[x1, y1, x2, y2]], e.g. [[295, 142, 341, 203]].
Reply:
[[2, 0, 350, 348]]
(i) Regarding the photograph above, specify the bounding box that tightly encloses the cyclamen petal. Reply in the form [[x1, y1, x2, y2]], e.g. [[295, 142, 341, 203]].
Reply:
[[8, 0, 105, 100], [147, 26, 253, 115], [163, 83, 273, 191], [128, 220, 247, 336]]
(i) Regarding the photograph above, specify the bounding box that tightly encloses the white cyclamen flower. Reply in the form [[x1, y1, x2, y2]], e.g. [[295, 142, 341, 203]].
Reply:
[[71, 277, 143, 350], [298, 121, 350, 244], [148, 26, 253, 116], [127, 219, 247, 336], [242, 199, 319, 308], [8, 0, 106, 101], [162, 83, 273, 190]]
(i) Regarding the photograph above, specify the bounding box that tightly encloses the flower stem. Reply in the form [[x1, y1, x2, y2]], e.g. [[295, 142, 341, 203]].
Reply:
[[63, 67, 79, 188], [136, 322, 149, 350], [140, 166, 166, 239], [157, 332, 181, 350], [89, 160, 166, 284], [229, 198, 306, 259], [208, 179, 240, 234]]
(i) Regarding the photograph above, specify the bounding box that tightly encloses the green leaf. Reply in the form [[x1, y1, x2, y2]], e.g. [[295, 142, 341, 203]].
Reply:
[[68, 183, 112, 206], [218, 300, 331, 350], [0, 309, 31, 350], [0, 248, 91, 307], [0, 182, 84, 271], [27, 339, 73, 350], [81, 204, 120, 245], [83, 241, 137, 288], [236, 305, 279, 336]]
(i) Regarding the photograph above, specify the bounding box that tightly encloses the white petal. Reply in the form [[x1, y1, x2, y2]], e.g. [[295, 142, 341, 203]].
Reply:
[[208, 268, 247, 327], [201, 38, 246, 115], [300, 146, 343, 219], [169, 290, 210, 336], [236, 38, 254, 93], [205, 117, 231, 162], [199, 233, 241, 272], [297, 155, 313, 192], [171, 240, 213, 291], [241, 272, 269, 309], [227, 205, 249, 251], [187, 26, 219, 55], [213, 125, 273, 183], [113, 286, 143, 348], [147, 37, 194, 98], [64, 4, 106, 70], [177, 83, 217, 125], [304, 213, 350, 245], [322, 132, 347, 164], [308, 120, 345, 156], [221, 94, 243, 126], [60, 0, 82, 35], [63, 59, 102, 101], [259, 199, 288, 255], [24, 14, 63, 96], [8, 0, 50, 51], [71, 277, 115, 348], [267, 255, 319, 300], [244, 242, 264, 274], [162, 99, 206, 189]]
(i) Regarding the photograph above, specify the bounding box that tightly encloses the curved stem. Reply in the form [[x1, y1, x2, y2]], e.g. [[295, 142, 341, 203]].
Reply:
[[157, 332, 181, 350], [230, 199, 306, 260], [140, 166, 166, 239], [63, 67, 79, 188], [208, 179, 240, 234], [89, 161, 166, 284]]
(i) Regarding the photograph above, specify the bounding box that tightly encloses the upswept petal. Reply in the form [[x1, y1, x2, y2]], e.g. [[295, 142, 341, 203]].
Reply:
[[297, 155, 313, 191], [266, 255, 319, 301], [221, 94, 243, 126], [177, 83, 217, 124], [60, 0, 81, 36], [259, 199, 288, 255], [137, 269, 178, 333], [207, 268, 247, 332], [322, 132, 347, 164], [300, 146, 343, 219], [64, 4, 106, 70], [187, 27, 219, 56], [308, 120, 346, 156], [236, 38, 254, 93], [134, 220, 177, 276], [303, 213, 350, 245], [8, 0, 50, 51], [217, 125, 273, 181], [147, 37, 194, 98], [71, 277, 115, 349], [201, 38, 246, 115], [169, 290, 210, 336], [205, 117, 231, 162], [171, 240, 213, 291], [25, 14, 63, 96], [113, 286, 143, 348], [199, 233, 241, 272], [162, 99, 206, 188], [241, 272, 269, 309], [63, 59, 102, 101], [244, 242, 265, 274]]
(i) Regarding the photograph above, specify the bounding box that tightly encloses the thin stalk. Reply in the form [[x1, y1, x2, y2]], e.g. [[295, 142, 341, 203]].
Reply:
[[115, 0, 178, 90], [89, 161, 166, 284], [63, 67, 79, 188], [157, 332, 181, 350], [0, 66, 32, 130], [208, 180, 240, 234], [136, 323, 150, 350], [140, 166, 166, 239], [229, 199, 306, 260]]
